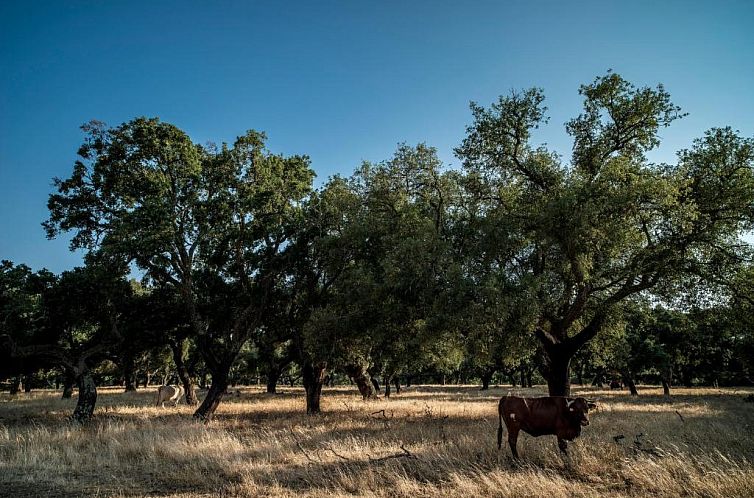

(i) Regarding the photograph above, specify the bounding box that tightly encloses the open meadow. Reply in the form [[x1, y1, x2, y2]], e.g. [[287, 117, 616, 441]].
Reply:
[[1, 385, 753, 497]]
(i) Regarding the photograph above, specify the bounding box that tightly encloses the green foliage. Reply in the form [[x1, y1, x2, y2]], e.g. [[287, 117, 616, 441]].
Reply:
[[456, 71, 754, 393], [6, 72, 754, 401]]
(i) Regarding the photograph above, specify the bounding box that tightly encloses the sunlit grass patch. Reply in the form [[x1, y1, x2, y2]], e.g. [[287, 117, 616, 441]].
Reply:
[[1, 385, 752, 497]]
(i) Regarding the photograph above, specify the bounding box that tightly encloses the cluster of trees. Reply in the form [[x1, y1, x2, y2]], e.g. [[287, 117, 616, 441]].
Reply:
[[2, 72, 754, 422]]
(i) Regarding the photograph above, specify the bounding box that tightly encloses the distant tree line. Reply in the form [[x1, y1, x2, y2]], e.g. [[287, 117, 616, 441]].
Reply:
[[2, 72, 753, 422]]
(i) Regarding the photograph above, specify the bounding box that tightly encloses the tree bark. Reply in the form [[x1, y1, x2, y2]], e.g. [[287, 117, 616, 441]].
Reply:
[[370, 377, 380, 394], [681, 369, 693, 388], [302, 361, 327, 414], [384, 375, 392, 398], [394, 377, 401, 394], [520, 365, 526, 387], [591, 373, 604, 388], [624, 375, 638, 396], [344, 364, 374, 399], [266, 366, 280, 393], [171, 339, 197, 405], [480, 370, 493, 390], [193, 366, 229, 422], [23, 373, 33, 393], [576, 364, 584, 386], [662, 370, 672, 399], [73, 372, 97, 423], [62, 369, 75, 399], [9, 376, 21, 395], [541, 343, 572, 396], [123, 355, 137, 392]]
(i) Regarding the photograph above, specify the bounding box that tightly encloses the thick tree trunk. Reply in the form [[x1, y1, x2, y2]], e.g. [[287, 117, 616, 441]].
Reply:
[[9, 376, 21, 394], [621, 370, 639, 395], [591, 373, 604, 388], [661, 379, 671, 397], [682, 369, 693, 388], [124, 355, 137, 392], [394, 377, 401, 394], [513, 365, 526, 387], [171, 340, 197, 405], [661, 366, 673, 399], [62, 369, 75, 399], [384, 375, 392, 398], [73, 372, 97, 423], [370, 377, 380, 394], [302, 361, 327, 414], [547, 361, 571, 396], [193, 367, 229, 422], [481, 370, 492, 390], [541, 345, 572, 396], [344, 364, 374, 399], [266, 366, 280, 393]]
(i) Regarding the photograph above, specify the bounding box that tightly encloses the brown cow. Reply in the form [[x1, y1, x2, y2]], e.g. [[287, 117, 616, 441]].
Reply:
[[497, 395, 596, 458]]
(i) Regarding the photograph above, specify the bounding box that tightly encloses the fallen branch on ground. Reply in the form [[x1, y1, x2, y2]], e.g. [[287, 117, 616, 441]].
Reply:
[[368, 444, 415, 462], [289, 428, 316, 463]]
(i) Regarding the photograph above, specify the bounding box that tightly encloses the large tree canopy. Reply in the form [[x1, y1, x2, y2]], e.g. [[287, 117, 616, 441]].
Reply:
[[3, 73, 752, 418], [44, 117, 314, 419], [456, 72, 754, 395]]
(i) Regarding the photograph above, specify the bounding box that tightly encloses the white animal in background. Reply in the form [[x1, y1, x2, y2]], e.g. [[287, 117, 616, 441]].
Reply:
[[156, 385, 185, 407]]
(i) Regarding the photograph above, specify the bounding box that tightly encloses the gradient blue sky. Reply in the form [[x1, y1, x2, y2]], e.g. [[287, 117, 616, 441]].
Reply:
[[2, 0, 753, 273]]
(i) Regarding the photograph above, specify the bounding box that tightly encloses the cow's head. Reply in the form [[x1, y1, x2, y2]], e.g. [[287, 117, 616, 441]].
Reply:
[[566, 397, 596, 426]]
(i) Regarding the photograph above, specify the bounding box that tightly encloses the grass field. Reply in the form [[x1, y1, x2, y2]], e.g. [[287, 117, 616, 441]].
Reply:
[[1, 385, 753, 497]]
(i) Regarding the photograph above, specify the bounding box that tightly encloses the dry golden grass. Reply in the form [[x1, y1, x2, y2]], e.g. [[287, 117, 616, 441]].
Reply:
[[1, 384, 753, 497]]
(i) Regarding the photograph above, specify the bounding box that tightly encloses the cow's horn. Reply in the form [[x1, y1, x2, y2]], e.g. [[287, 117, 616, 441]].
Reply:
[[566, 399, 575, 407]]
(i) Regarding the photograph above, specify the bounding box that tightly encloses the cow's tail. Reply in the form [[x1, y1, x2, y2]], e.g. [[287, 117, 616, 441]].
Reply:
[[497, 408, 504, 449]]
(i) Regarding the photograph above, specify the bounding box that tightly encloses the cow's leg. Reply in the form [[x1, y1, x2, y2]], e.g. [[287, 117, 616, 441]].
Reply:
[[508, 427, 520, 459], [557, 438, 568, 454]]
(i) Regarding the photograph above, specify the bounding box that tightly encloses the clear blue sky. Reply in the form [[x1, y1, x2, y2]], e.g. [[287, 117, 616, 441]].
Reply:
[[1, 0, 753, 273]]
